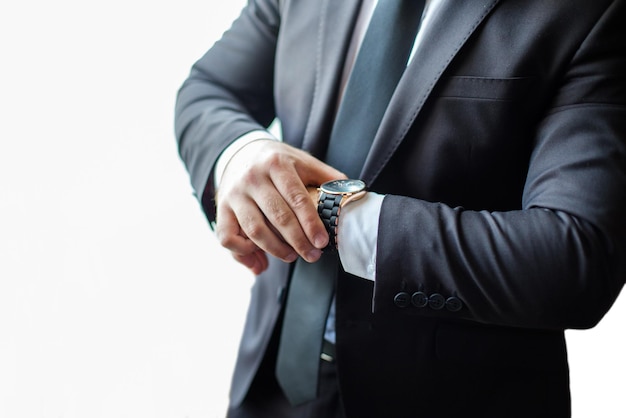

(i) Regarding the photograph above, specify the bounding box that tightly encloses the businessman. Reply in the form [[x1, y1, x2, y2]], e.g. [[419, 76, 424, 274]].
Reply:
[[175, 0, 626, 417]]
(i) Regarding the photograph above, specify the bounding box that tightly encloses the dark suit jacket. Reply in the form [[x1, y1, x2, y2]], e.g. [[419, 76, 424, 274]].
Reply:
[[175, 0, 626, 416]]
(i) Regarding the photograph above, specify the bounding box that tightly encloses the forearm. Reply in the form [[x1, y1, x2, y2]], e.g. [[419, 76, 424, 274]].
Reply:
[[174, 0, 280, 222], [336, 189, 624, 330], [374, 196, 625, 331]]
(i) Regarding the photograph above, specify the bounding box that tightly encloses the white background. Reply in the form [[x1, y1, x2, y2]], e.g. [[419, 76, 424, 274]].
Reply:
[[1, 1, 624, 417]]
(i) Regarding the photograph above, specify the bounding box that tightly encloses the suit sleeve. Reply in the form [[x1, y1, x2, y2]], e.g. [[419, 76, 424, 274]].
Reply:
[[373, 1, 626, 330], [174, 0, 280, 224]]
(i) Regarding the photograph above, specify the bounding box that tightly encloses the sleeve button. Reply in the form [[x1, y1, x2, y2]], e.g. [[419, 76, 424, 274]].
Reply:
[[411, 291, 428, 308], [445, 296, 463, 312], [394, 292, 411, 308], [428, 293, 445, 310]]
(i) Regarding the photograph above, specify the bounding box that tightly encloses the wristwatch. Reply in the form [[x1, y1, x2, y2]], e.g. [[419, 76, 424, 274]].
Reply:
[[317, 179, 367, 250]]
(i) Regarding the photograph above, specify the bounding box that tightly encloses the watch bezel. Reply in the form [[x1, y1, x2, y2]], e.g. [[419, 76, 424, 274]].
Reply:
[[319, 179, 366, 195]]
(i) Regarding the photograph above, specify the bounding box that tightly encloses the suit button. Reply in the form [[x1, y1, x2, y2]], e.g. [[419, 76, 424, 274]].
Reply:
[[394, 292, 411, 308], [411, 291, 428, 308], [428, 293, 445, 310], [445, 296, 463, 312]]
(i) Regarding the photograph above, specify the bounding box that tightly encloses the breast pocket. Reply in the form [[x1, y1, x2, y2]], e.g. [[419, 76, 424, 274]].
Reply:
[[434, 76, 535, 101]]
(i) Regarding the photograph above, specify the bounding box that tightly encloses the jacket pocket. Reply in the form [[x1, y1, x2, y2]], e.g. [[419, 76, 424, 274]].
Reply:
[[434, 76, 535, 101]]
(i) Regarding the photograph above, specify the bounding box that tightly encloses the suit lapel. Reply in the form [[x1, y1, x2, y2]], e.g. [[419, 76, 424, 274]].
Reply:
[[361, 0, 501, 185], [300, 0, 363, 158]]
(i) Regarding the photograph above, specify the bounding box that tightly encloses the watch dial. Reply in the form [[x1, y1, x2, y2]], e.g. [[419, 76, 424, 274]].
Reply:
[[321, 179, 366, 193]]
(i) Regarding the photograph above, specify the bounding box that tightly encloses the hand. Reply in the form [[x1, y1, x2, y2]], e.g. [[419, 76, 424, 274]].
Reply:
[[215, 139, 346, 274]]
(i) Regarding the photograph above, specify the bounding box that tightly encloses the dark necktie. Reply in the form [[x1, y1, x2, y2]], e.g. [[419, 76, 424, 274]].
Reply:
[[275, 0, 425, 406]]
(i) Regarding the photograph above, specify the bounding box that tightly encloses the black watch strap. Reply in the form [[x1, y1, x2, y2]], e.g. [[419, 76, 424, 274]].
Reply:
[[318, 192, 343, 249]]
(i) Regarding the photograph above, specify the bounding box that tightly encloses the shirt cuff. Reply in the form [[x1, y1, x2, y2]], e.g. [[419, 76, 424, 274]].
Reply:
[[337, 191, 384, 281], [213, 130, 280, 188]]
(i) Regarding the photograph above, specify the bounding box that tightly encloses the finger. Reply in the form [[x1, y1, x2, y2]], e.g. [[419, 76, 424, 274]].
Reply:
[[245, 168, 323, 262], [233, 250, 269, 275], [267, 152, 347, 252], [214, 206, 259, 256], [247, 185, 314, 262], [227, 193, 299, 264], [252, 250, 269, 272], [269, 169, 329, 252]]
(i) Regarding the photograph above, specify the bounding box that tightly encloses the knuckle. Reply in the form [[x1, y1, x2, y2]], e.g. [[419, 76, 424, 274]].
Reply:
[[265, 196, 292, 227], [267, 152, 297, 174], [265, 152, 286, 168], [272, 207, 293, 227], [220, 236, 235, 249], [244, 222, 264, 242], [216, 229, 235, 249], [241, 168, 261, 186], [289, 191, 313, 210]]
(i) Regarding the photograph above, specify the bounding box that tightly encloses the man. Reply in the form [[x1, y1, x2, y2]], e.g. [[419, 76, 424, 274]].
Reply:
[[175, 0, 626, 417]]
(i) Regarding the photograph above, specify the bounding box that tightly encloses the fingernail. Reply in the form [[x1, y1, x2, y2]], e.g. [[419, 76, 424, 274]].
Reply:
[[284, 252, 298, 263], [314, 233, 328, 249], [306, 249, 323, 262]]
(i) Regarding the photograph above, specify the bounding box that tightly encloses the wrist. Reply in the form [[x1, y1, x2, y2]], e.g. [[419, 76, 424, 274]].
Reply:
[[214, 131, 279, 188]]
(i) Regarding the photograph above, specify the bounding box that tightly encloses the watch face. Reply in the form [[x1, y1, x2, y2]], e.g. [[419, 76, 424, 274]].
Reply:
[[320, 179, 366, 194]]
